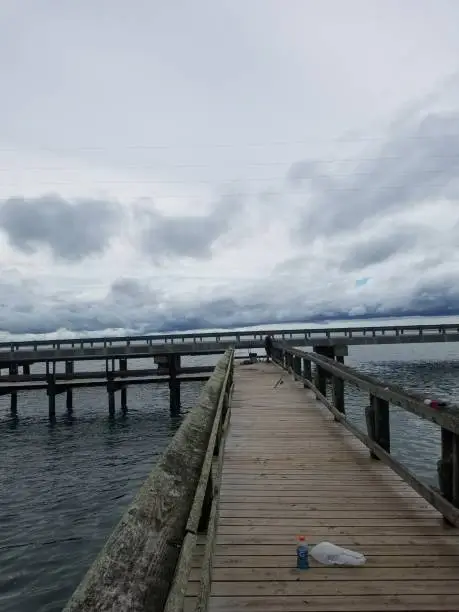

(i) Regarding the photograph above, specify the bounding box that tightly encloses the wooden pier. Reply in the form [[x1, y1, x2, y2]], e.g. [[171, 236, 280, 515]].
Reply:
[[55, 341, 459, 611], [185, 362, 459, 611], [0, 362, 212, 420]]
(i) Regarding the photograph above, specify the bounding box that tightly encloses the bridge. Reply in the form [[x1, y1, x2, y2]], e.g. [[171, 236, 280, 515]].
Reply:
[[2, 322, 459, 422], [62, 342, 459, 612], [1, 322, 459, 361]]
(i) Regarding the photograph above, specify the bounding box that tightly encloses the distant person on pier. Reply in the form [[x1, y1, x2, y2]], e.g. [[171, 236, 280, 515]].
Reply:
[[264, 335, 273, 362]]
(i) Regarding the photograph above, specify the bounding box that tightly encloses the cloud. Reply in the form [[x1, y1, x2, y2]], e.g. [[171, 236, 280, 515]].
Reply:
[[339, 227, 423, 272], [109, 278, 157, 302], [293, 111, 459, 239], [1, 60, 459, 336], [0, 194, 122, 261], [135, 194, 243, 262], [1, 255, 459, 338]]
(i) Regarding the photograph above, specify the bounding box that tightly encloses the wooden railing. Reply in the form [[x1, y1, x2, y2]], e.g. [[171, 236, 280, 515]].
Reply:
[[63, 349, 234, 612], [164, 352, 234, 612], [272, 343, 459, 527]]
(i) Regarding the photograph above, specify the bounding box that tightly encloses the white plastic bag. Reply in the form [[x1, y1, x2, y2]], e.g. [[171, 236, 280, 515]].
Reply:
[[309, 541, 366, 566]]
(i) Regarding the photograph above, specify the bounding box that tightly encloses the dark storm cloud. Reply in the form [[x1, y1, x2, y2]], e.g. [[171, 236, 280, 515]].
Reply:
[[0, 194, 122, 261], [293, 111, 459, 237], [1, 261, 459, 337]]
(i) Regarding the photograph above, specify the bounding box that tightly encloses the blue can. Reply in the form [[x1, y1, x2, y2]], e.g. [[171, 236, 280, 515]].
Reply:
[[296, 536, 309, 569]]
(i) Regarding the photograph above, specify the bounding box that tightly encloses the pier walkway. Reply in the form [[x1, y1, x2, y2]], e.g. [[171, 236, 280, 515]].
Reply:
[[186, 362, 459, 611]]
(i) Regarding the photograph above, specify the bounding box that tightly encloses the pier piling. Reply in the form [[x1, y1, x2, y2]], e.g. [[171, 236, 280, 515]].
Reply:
[[121, 387, 127, 415], [9, 363, 18, 417], [107, 379, 116, 418], [65, 361, 73, 413], [168, 354, 181, 416], [47, 375, 56, 422], [10, 392, 17, 417]]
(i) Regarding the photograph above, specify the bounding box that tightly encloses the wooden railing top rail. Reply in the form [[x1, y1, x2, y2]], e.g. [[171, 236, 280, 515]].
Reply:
[[277, 343, 459, 435], [63, 349, 234, 612], [2, 321, 459, 352]]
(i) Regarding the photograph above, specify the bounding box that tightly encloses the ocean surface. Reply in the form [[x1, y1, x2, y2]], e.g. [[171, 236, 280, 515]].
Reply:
[[1, 317, 459, 611]]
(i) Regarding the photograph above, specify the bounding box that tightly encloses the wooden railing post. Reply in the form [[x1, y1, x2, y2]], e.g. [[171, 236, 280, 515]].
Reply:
[[302, 358, 311, 388], [437, 428, 459, 523], [198, 473, 214, 533], [215, 391, 229, 456], [314, 364, 327, 397], [276, 347, 282, 364], [365, 394, 390, 459], [293, 356, 301, 379], [332, 375, 345, 416]]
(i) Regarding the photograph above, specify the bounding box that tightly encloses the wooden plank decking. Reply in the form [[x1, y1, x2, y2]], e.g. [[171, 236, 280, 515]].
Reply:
[[186, 361, 459, 611]]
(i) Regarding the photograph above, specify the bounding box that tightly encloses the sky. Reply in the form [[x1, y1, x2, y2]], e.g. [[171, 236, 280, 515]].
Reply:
[[1, 0, 459, 336]]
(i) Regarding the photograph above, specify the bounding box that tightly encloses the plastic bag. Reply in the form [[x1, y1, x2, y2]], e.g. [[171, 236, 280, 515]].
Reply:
[[309, 541, 366, 566]]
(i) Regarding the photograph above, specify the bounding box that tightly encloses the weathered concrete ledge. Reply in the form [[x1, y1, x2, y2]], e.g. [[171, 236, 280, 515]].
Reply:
[[63, 350, 233, 612]]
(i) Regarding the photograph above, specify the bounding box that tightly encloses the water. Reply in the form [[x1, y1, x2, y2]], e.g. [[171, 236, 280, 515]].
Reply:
[[339, 341, 459, 482], [1, 335, 459, 611]]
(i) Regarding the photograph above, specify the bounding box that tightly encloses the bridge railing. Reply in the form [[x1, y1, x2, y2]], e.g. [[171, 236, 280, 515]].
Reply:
[[272, 342, 459, 527], [63, 349, 234, 612], [2, 322, 459, 352]]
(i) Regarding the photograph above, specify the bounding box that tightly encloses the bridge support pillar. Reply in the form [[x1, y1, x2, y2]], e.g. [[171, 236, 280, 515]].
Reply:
[[313, 345, 335, 359], [23, 363, 30, 375], [313, 345, 348, 360], [168, 354, 181, 417], [334, 345, 348, 363]]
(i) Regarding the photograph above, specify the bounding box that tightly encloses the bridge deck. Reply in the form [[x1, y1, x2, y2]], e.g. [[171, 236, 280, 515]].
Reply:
[[187, 362, 459, 611]]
